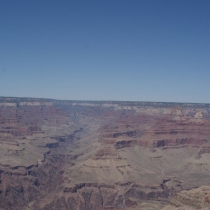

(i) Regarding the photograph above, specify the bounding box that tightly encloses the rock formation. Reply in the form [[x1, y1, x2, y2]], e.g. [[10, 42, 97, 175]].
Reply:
[[162, 186, 210, 210], [0, 97, 210, 209]]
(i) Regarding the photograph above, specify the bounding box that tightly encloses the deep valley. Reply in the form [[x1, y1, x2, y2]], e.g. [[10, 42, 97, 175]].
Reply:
[[0, 97, 210, 210]]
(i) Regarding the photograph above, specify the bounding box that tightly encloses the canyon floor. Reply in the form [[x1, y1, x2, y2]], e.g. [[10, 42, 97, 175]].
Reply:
[[0, 97, 210, 210]]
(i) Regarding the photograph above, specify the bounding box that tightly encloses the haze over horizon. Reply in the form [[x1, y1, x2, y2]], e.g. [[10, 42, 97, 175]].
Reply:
[[1, 0, 210, 103]]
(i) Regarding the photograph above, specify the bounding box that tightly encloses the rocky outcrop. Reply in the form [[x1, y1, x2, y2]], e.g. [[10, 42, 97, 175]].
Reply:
[[39, 182, 169, 210], [162, 186, 210, 210], [154, 138, 207, 148], [0, 154, 65, 210], [114, 140, 137, 149], [102, 130, 137, 138], [92, 147, 119, 159]]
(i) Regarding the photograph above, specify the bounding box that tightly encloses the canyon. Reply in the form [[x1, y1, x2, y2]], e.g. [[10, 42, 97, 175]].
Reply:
[[0, 97, 210, 209]]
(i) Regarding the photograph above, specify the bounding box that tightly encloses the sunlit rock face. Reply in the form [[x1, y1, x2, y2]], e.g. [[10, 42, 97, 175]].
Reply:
[[0, 97, 210, 210], [162, 186, 210, 210]]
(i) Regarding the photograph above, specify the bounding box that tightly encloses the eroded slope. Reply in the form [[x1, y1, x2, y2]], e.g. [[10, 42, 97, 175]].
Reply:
[[0, 98, 210, 209]]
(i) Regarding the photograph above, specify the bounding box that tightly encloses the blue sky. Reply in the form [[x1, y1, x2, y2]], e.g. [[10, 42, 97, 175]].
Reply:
[[0, 0, 210, 102]]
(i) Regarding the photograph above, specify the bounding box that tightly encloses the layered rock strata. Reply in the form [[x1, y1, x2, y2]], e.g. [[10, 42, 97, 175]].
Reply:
[[0, 98, 209, 209]]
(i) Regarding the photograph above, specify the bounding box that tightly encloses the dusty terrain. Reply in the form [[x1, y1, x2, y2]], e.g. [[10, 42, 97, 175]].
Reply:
[[0, 97, 210, 209]]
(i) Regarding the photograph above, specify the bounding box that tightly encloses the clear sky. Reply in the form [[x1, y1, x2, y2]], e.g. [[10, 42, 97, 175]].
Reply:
[[0, 0, 210, 103]]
